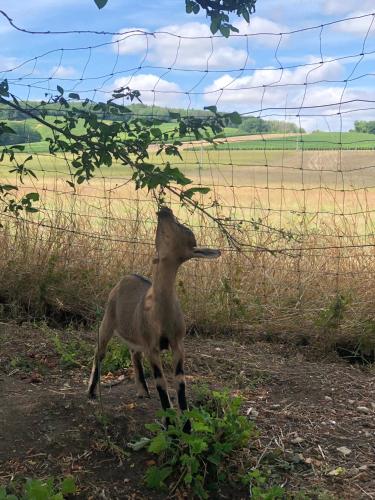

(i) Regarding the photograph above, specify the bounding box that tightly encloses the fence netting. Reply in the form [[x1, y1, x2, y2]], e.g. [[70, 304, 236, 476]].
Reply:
[[1, 10, 375, 341]]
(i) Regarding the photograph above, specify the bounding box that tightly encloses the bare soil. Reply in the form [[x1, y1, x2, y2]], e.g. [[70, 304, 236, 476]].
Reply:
[[0, 322, 374, 499]]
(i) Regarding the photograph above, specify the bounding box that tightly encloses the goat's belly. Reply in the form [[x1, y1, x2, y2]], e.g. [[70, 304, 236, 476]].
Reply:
[[114, 329, 143, 352], [124, 339, 143, 352]]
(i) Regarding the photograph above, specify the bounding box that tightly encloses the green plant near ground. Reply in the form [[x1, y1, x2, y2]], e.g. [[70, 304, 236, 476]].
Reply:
[[0, 476, 76, 500], [316, 293, 349, 331], [241, 469, 284, 499], [52, 334, 92, 369], [143, 388, 255, 498], [100, 338, 132, 374]]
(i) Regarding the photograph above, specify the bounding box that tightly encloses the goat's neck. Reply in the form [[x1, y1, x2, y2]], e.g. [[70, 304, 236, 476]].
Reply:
[[151, 257, 179, 306]]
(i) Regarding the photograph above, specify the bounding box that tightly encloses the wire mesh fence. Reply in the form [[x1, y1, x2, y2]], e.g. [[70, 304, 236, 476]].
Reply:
[[1, 9, 375, 342]]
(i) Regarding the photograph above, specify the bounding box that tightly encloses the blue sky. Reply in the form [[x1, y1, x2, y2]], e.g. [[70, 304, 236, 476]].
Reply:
[[1, 0, 374, 130]]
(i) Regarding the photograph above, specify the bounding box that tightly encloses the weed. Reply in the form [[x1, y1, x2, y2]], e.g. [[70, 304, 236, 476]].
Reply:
[[241, 469, 285, 499], [143, 388, 255, 498], [317, 293, 349, 331], [101, 339, 131, 374], [52, 334, 91, 369], [0, 476, 76, 500]]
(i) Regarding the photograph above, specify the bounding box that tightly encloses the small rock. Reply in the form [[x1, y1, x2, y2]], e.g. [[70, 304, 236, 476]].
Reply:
[[348, 399, 355, 404], [371, 402, 375, 410], [270, 404, 280, 409], [291, 453, 304, 463], [359, 465, 368, 471], [357, 406, 370, 414], [337, 446, 351, 457], [325, 396, 332, 401], [291, 436, 304, 444], [364, 431, 371, 438], [246, 407, 259, 418], [328, 467, 346, 476]]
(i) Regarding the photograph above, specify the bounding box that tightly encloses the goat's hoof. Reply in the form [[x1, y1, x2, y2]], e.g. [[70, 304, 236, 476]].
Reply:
[[88, 391, 97, 400]]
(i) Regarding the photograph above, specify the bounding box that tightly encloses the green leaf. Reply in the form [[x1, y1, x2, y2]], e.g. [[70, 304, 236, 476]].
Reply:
[[0, 80, 9, 97], [228, 111, 242, 125], [185, 0, 194, 13], [204, 105, 217, 114], [94, 0, 108, 8], [210, 16, 221, 35], [61, 476, 76, 495], [127, 436, 150, 451], [56, 85, 64, 95], [145, 466, 173, 490], [68, 93, 80, 100], [242, 7, 250, 23], [183, 187, 210, 199], [219, 25, 230, 38], [24, 192, 39, 202], [192, 3, 199, 14], [148, 433, 168, 453]]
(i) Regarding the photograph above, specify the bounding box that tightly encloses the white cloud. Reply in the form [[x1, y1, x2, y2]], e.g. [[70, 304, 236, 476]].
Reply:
[[202, 59, 374, 130], [323, 1, 374, 15], [51, 65, 77, 78], [0, 55, 20, 72], [113, 73, 186, 107], [334, 12, 375, 37], [114, 22, 250, 70], [235, 16, 290, 48]]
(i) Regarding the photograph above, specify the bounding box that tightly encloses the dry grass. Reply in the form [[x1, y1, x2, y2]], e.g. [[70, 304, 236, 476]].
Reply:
[[1, 149, 375, 352]]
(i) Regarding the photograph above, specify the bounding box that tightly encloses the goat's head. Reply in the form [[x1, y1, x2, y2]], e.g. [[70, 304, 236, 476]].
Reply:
[[155, 206, 221, 263]]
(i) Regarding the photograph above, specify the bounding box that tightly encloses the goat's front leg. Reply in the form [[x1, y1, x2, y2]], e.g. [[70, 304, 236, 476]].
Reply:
[[171, 341, 191, 433], [148, 349, 172, 412]]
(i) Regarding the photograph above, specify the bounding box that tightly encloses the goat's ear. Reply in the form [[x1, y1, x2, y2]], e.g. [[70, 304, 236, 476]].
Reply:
[[192, 247, 221, 259]]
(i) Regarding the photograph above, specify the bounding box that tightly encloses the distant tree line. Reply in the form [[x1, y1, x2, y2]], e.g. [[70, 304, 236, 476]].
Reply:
[[352, 120, 375, 134], [0, 121, 42, 146], [239, 116, 304, 134]]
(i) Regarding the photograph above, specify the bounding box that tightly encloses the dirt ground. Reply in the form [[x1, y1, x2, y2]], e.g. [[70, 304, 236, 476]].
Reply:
[[0, 322, 374, 499]]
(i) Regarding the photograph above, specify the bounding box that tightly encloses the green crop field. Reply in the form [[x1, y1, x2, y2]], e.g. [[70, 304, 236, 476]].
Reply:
[[203, 132, 375, 151], [2, 117, 245, 153]]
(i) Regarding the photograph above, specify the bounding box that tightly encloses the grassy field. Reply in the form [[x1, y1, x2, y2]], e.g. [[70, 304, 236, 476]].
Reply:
[[1, 146, 375, 348], [203, 131, 375, 150]]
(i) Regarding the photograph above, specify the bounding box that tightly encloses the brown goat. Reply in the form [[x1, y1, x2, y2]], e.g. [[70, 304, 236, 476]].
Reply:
[[88, 207, 220, 426]]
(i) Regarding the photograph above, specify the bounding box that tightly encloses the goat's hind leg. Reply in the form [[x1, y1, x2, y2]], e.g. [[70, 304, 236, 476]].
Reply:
[[131, 351, 150, 398], [88, 308, 115, 399]]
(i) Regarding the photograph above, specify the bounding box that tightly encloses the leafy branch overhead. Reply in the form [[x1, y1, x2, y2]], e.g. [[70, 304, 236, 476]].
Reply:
[[94, 0, 257, 37], [0, 78, 240, 214]]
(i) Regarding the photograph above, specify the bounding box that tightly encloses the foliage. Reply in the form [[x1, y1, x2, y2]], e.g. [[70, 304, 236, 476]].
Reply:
[[93, 0, 257, 38], [186, 0, 257, 37], [353, 120, 375, 134], [317, 293, 349, 331], [144, 388, 254, 498], [0, 79, 239, 214], [0, 476, 76, 500], [101, 339, 132, 373], [242, 469, 285, 499], [52, 334, 92, 369]]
